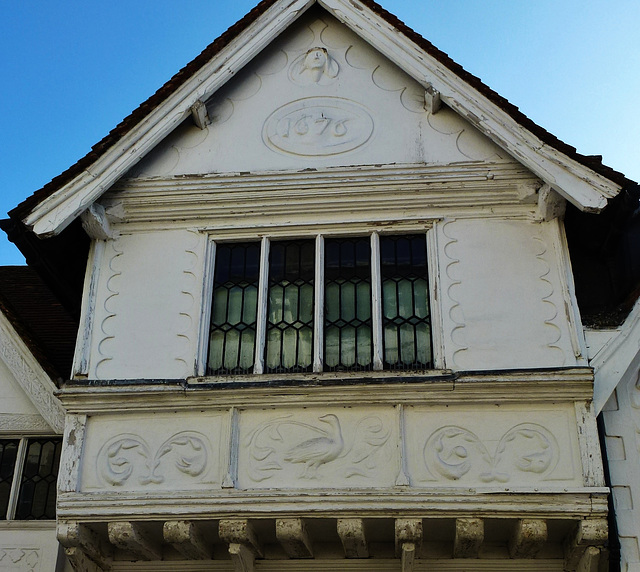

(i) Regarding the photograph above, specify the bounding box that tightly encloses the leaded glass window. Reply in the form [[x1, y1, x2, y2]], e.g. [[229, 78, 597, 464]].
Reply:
[[0, 437, 61, 520], [206, 232, 433, 375], [324, 237, 372, 371], [208, 242, 260, 375], [380, 235, 432, 369], [265, 240, 315, 373]]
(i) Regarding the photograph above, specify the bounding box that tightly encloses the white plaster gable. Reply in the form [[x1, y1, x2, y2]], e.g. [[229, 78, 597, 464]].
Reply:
[[22, 0, 622, 238], [129, 9, 507, 177], [0, 311, 64, 433]]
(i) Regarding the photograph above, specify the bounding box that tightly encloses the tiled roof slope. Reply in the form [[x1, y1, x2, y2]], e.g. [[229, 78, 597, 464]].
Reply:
[[9, 0, 636, 222], [0, 266, 78, 383]]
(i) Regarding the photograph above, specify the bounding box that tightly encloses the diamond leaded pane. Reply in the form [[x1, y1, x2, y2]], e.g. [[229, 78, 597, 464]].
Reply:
[[265, 240, 315, 373], [324, 237, 372, 371], [208, 242, 260, 375], [15, 438, 61, 520], [380, 235, 432, 370], [0, 440, 19, 519]]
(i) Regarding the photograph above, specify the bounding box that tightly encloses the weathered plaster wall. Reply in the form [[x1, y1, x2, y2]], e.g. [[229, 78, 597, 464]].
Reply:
[[434, 218, 585, 370], [602, 370, 640, 571], [88, 229, 207, 380]]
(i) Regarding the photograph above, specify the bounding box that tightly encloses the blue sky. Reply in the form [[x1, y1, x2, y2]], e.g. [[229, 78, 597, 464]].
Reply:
[[1, 1, 638, 265]]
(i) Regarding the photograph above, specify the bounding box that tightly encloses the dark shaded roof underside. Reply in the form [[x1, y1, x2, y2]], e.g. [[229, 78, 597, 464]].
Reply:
[[9, 0, 635, 222], [0, 266, 78, 382]]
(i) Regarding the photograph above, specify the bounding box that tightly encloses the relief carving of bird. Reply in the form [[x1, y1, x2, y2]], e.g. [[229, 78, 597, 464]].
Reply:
[[283, 414, 344, 478]]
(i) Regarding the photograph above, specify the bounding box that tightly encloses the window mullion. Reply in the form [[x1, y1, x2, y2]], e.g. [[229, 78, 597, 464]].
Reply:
[[371, 232, 384, 370], [6, 438, 27, 520], [253, 237, 270, 374], [313, 234, 324, 373], [197, 238, 216, 376]]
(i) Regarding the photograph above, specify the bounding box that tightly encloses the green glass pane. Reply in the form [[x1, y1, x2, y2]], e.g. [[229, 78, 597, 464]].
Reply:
[[356, 282, 371, 321], [382, 280, 397, 319], [242, 286, 258, 324], [298, 327, 313, 368], [239, 329, 256, 371], [281, 328, 299, 369], [414, 278, 429, 319], [340, 282, 356, 322], [399, 322, 416, 364], [325, 326, 340, 368], [299, 283, 314, 323], [341, 326, 356, 367], [211, 288, 229, 325], [416, 322, 431, 365], [384, 324, 399, 365], [397, 279, 414, 319], [223, 330, 240, 370], [357, 325, 372, 366], [208, 331, 225, 371], [283, 283, 299, 324], [227, 287, 245, 326], [325, 283, 340, 322], [268, 285, 284, 324], [265, 328, 281, 370]]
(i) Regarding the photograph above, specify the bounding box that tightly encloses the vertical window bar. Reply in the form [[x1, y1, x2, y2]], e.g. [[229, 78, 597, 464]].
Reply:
[[313, 235, 324, 373], [0, 439, 20, 519], [6, 438, 27, 520], [197, 238, 216, 376], [371, 232, 384, 370], [253, 237, 270, 374]]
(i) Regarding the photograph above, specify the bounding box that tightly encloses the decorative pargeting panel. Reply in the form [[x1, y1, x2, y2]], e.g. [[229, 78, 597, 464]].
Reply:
[[78, 402, 584, 493], [237, 407, 398, 488], [128, 8, 508, 177], [405, 405, 581, 487], [80, 412, 229, 492], [434, 218, 585, 370], [87, 229, 207, 380]]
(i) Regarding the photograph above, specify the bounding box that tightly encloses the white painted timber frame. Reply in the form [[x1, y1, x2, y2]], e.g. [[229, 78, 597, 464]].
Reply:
[[591, 297, 640, 413], [196, 230, 440, 377], [0, 310, 64, 433], [23, 0, 621, 237]]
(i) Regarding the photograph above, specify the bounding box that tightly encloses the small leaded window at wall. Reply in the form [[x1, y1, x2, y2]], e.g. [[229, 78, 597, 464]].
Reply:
[[324, 237, 372, 371], [206, 233, 433, 375], [265, 240, 315, 373], [208, 242, 260, 375], [0, 438, 62, 520]]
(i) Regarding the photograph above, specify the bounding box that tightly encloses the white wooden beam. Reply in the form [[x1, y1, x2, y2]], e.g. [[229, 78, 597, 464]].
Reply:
[[229, 543, 255, 572], [508, 519, 547, 559], [191, 99, 210, 130], [318, 0, 620, 212], [564, 519, 608, 571], [218, 520, 263, 558], [337, 518, 369, 558], [453, 518, 484, 558], [424, 84, 441, 114], [107, 521, 162, 561], [57, 521, 111, 570], [275, 518, 314, 559], [80, 203, 116, 240], [25, 0, 318, 237], [163, 520, 212, 560]]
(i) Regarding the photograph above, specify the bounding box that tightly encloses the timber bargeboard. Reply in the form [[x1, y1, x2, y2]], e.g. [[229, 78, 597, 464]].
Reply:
[[21, 0, 621, 238]]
